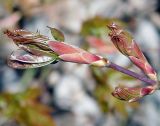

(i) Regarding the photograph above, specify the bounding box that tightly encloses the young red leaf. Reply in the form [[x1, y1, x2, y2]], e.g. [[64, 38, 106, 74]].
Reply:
[[108, 23, 157, 80], [48, 41, 109, 66], [112, 85, 156, 102], [129, 56, 157, 81], [48, 41, 84, 55]]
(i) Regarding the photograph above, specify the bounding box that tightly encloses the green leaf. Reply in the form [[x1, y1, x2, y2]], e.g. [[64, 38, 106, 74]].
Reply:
[[47, 26, 65, 41]]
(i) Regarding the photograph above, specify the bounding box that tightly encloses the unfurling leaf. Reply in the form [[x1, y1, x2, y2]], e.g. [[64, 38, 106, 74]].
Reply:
[[107, 23, 143, 58], [47, 26, 65, 41], [8, 58, 58, 69], [129, 56, 157, 81], [10, 50, 54, 63], [5, 29, 109, 68], [8, 50, 58, 69], [4, 29, 56, 56], [4, 29, 49, 45], [112, 85, 156, 102], [107, 23, 157, 81], [4, 29, 60, 69], [48, 41, 109, 66]]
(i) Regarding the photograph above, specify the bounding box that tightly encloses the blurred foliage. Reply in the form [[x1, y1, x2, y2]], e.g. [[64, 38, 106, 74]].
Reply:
[[0, 0, 14, 12], [0, 0, 58, 15], [0, 88, 55, 126], [81, 16, 126, 37], [81, 17, 139, 118]]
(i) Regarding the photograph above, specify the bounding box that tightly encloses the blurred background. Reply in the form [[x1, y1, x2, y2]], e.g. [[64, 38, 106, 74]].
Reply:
[[0, 0, 160, 126]]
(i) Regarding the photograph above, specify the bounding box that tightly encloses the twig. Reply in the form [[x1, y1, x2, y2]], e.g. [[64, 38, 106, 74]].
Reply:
[[108, 62, 156, 85]]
